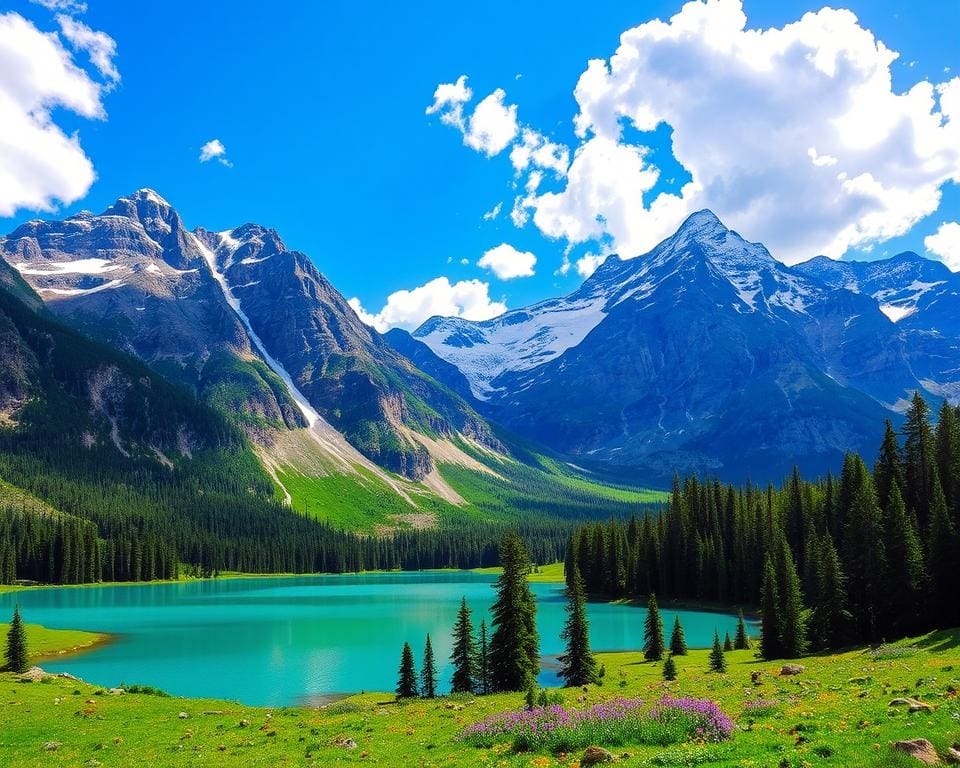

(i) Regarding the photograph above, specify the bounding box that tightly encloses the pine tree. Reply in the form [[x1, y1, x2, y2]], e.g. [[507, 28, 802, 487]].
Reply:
[[450, 597, 477, 694], [489, 532, 539, 692], [396, 642, 418, 699], [759, 556, 783, 659], [669, 615, 688, 656], [935, 401, 960, 514], [421, 634, 437, 698], [643, 593, 665, 661], [662, 653, 677, 681], [723, 631, 733, 652], [733, 609, 751, 650], [882, 482, 927, 635], [809, 533, 851, 650], [927, 469, 960, 626], [5, 605, 28, 673], [903, 392, 935, 527], [874, 420, 905, 511], [477, 619, 491, 695], [558, 566, 599, 687], [708, 629, 727, 673], [778, 542, 808, 658]]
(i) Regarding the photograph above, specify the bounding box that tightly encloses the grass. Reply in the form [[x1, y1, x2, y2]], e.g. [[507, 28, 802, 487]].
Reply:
[[471, 561, 566, 583], [1, 622, 107, 663], [2, 626, 959, 767]]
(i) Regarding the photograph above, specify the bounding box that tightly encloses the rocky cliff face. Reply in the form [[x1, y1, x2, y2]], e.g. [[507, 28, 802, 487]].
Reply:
[[1, 190, 501, 480]]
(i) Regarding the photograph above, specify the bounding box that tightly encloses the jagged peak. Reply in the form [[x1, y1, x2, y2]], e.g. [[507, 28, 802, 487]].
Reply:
[[676, 208, 726, 235]]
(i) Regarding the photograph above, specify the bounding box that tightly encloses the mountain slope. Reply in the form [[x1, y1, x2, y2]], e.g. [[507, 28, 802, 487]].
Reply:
[[0, 190, 502, 483], [414, 211, 922, 482]]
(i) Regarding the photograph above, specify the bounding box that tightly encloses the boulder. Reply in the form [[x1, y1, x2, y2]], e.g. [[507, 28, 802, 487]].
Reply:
[[18, 667, 48, 682], [780, 664, 805, 676], [944, 745, 960, 764], [177, 712, 189, 719], [891, 739, 939, 765], [42, 742, 61, 752], [581, 745, 615, 765]]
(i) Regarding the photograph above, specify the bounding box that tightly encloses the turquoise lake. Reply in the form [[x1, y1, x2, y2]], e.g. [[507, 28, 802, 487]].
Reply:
[[1, 573, 750, 706]]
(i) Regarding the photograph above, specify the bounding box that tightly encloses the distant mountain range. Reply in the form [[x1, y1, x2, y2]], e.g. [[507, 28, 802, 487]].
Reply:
[[401, 211, 960, 482], [3, 194, 957, 489]]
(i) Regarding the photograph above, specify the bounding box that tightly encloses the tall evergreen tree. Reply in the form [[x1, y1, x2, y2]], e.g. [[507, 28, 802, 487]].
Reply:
[[926, 469, 960, 626], [809, 533, 851, 651], [450, 597, 477, 694], [903, 391, 935, 527], [708, 629, 727, 672], [477, 619, 491, 696], [489, 532, 539, 692], [935, 401, 960, 515], [723, 631, 733, 652], [557, 566, 599, 687], [5, 605, 28, 673], [882, 482, 927, 634], [421, 634, 437, 699], [874, 420, 905, 511], [759, 556, 782, 659], [669, 615, 688, 656], [643, 593, 666, 661], [778, 542, 808, 658], [733, 609, 751, 650], [396, 642, 418, 699]]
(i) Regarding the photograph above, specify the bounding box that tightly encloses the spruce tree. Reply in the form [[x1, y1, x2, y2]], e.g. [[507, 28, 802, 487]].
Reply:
[[733, 609, 751, 650], [558, 566, 599, 687], [643, 593, 665, 661], [421, 634, 437, 699], [935, 401, 960, 514], [669, 615, 688, 656], [662, 653, 677, 681], [874, 420, 905, 511], [903, 392, 935, 527], [927, 469, 960, 626], [805, 533, 846, 650], [450, 597, 477, 694], [477, 619, 491, 695], [882, 482, 927, 635], [5, 606, 28, 673], [759, 556, 783, 659], [779, 542, 808, 658], [723, 631, 733, 652], [396, 642, 418, 699], [708, 629, 727, 673], [489, 532, 539, 692]]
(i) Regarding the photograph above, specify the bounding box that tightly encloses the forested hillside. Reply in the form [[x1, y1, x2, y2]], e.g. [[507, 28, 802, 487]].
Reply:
[[569, 392, 960, 651]]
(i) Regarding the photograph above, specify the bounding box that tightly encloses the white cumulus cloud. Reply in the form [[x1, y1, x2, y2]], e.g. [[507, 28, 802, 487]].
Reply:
[[30, 0, 88, 12], [0, 11, 112, 217], [464, 88, 518, 157], [199, 138, 232, 167], [433, 0, 960, 267], [425, 74, 472, 130], [925, 221, 960, 272], [349, 277, 507, 332], [57, 14, 118, 84], [477, 243, 537, 280]]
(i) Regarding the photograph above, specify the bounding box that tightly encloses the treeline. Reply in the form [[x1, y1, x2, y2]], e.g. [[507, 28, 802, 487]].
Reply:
[[0, 470, 569, 585], [568, 393, 960, 653]]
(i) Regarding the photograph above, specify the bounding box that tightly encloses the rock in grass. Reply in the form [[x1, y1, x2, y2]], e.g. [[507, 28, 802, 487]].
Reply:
[[42, 741, 61, 752], [780, 664, 805, 676], [19, 667, 49, 682], [944, 745, 960, 764], [891, 738, 940, 765], [177, 712, 189, 719], [581, 745, 615, 765]]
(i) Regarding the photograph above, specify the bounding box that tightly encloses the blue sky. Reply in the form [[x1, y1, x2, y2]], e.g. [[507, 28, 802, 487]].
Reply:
[[1, 0, 958, 330]]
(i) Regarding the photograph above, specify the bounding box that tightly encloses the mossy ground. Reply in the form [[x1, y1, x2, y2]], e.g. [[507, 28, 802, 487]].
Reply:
[[2, 626, 957, 767]]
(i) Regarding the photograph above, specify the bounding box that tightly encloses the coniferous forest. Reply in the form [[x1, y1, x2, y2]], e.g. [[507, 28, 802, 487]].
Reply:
[[566, 392, 960, 654]]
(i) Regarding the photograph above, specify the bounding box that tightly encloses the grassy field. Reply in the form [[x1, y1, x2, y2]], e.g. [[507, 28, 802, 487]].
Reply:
[[2, 622, 107, 663], [2, 625, 958, 767], [471, 561, 566, 583]]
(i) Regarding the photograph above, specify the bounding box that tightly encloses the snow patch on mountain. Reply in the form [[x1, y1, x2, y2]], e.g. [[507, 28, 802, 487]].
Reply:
[[15, 258, 123, 276], [195, 232, 320, 427], [38, 279, 125, 296]]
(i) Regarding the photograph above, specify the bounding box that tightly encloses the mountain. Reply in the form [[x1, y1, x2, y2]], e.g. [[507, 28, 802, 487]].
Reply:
[[1, 190, 499, 483], [795, 252, 960, 402], [413, 211, 933, 482]]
